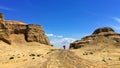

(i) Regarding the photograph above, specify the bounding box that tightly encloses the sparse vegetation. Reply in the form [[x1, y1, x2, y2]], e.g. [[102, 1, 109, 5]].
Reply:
[[83, 53, 86, 55], [32, 57, 35, 59], [83, 52, 93, 55], [9, 56, 14, 60], [51, 45, 54, 46], [29, 54, 41, 57], [29, 54, 35, 56], [83, 52, 88, 55], [102, 58, 106, 62], [50, 49, 56, 51], [37, 54, 41, 57], [89, 52, 93, 55]]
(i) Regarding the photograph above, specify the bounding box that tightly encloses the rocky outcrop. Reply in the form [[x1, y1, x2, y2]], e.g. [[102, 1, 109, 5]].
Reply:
[[70, 27, 120, 49], [0, 13, 50, 45], [92, 27, 115, 34], [0, 13, 4, 21], [25, 24, 50, 45], [5, 20, 27, 34], [0, 21, 11, 44]]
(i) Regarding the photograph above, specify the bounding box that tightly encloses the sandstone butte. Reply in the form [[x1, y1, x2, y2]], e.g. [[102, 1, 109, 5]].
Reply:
[[0, 13, 50, 45], [70, 27, 120, 49]]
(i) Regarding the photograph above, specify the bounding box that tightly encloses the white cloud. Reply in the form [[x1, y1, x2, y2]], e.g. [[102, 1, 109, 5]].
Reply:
[[46, 33, 63, 38], [50, 37, 76, 49], [111, 25, 120, 30], [0, 6, 13, 11], [112, 17, 120, 23], [46, 33, 76, 49], [51, 38, 75, 45], [110, 17, 120, 31], [56, 36, 63, 38], [60, 38, 75, 43], [46, 34, 54, 37]]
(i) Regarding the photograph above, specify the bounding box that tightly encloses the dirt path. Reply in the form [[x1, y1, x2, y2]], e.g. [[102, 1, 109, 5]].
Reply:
[[39, 50, 106, 68]]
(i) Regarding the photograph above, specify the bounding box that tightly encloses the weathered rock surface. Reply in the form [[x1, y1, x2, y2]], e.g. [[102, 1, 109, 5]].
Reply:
[[0, 21, 11, 44], [70, 27, 120, 49], [25, 24, 50, 45], [0, 13, 4, 21], [0, 13, 50, 45], [5, 20, 27, 34], [93, 27, 116, 34]]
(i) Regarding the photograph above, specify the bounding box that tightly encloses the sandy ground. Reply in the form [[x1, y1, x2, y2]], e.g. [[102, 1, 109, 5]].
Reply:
[[0, 41, 120, 68], [0, 34, 120, 68], [70, 45, 120, 68], [39, 50, 106, 68], [0, 43, 105, 68], [0, 41, 58, 68]]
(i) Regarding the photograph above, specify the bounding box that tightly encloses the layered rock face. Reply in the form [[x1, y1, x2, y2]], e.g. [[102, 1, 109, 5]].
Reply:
[[0, 21, 11, 44], [5, 20, 26, 34], [25, 24, 50, 45], [70, 27, 120, 49], [93, 27, 116, 35], [0, 13, 50, 45]]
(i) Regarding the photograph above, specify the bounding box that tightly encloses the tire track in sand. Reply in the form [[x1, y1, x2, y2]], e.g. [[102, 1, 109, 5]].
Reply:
[[39, 50, 106, 68]]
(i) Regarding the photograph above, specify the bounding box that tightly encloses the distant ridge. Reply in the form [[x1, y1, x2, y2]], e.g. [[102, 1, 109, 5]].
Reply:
[[70, 27, 120, 49]]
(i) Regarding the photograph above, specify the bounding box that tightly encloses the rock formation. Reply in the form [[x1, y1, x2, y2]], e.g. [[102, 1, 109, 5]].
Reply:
[[5, 20, 27, 34], [92, 27, 116, 35], [0, 13, 4, 21], [0, 13, 50, 45], [0, 21, 11, 44], [25, 24, 50, 45], [70, 27, 120, 49]]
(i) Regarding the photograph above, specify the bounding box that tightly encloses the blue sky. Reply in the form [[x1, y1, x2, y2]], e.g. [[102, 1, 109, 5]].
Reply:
[[0, 0, 120, 48]]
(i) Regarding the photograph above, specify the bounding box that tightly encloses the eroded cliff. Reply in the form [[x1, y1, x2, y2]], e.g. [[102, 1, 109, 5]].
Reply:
[[0, 13, 50, 45]]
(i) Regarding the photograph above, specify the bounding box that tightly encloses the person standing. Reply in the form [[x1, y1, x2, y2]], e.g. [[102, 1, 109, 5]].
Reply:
[[63, 45, 66, 50]]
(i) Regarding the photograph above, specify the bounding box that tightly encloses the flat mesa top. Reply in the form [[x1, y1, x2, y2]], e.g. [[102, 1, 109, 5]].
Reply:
[[5, 20, 27, 25], [93, 27, 115, 34]]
